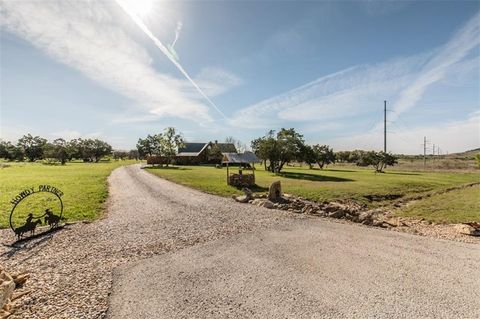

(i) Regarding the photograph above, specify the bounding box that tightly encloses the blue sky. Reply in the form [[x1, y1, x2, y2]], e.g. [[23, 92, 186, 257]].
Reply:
[[1, 0, 479, 154]]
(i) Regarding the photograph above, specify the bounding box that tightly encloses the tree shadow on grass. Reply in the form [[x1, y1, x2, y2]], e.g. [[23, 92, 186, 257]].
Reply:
[[278, 171, 354, 182], [311, 168, 357, 173], [145, 166, 191, 171]]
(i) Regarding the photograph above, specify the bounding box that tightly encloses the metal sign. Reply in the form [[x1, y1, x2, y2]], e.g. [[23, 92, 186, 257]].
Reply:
[[9, 185, 64, 240]]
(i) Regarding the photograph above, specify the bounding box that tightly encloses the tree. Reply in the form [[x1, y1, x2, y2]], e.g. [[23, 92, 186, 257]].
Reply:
[[276, 128, 305, 172], [0, 140, 8, 159], [251, 130, 278, 171], [158, 127, 185, 166], [335, 151, 351, 163], [312, 144, 335, 169], [43, 138, 69, 164], [17, 134, 47, 162], [89, 139, 113, 162], [0, 140, 24, 161], [251, 128, 305, 173], [348, 150, 363, 163], [67, 139, 83, 160], [208, 143, 223, 164], [136, 134, 160, 159], [225, 136, 246, 153], [356, 151, 397, 172], [70, 138, 112, 162], [300, 144, 316, 169], [113, 150, 129, 160], [128, 149, 140, 160]]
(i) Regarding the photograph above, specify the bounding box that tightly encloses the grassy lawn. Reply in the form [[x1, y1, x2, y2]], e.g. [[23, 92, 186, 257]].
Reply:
[[395, 186, 480, 223], [0, 160, 136, 228], [146, 165, 479, 223]]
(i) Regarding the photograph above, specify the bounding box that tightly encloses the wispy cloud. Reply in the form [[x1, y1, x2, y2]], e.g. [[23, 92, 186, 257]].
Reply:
[[194, 67, 243, 97], [392, 11, 480, 117], [230, 11, 479, 135], [229, 54, 428, 128], [0, 0, 237, 123]]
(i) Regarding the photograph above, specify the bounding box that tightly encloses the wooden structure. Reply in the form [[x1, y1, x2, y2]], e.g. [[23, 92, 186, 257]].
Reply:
[[222, 152, 261, 187]]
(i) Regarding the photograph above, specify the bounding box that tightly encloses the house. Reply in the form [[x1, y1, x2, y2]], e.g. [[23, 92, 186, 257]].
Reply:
[[175, 140, 237, 165]]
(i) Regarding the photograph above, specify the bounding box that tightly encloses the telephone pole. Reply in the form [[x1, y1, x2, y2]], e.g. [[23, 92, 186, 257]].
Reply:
[[423, 136, 427, 168], [384, 100, 387, 153]]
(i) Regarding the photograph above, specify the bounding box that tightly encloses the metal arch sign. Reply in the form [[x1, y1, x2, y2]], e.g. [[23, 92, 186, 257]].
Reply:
[[9, 185, 64, 239]]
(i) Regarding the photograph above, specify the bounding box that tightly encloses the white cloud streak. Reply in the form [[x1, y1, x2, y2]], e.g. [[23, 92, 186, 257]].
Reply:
[[391, 12, 480, 117], [194, 67, 243, 97], [115, 0, 227, 119], [1, 0, 237, 123], [229, 54, 429, 128]]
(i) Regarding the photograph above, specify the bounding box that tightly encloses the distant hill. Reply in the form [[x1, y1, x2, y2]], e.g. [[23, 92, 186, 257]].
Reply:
[[447, 148, 480, 159]]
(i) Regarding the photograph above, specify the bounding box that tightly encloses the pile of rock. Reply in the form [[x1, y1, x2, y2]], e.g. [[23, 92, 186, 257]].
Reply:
[[234, 182, 479, 242], [455, 223, 480, 236], [0, 267, 29, 318], [237, 181, 402, 229]]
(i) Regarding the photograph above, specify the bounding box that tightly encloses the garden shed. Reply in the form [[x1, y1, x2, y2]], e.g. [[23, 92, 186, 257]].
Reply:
[[222, 152, 261, 187]]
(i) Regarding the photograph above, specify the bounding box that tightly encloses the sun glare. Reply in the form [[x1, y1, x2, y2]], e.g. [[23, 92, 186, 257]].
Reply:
[[122, 0, 154, 17]]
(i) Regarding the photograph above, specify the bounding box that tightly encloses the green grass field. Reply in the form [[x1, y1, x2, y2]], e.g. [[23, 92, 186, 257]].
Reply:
[[146, 165, 480, 223], [0, 161, 136, 228], [396, 186, 480, 223]]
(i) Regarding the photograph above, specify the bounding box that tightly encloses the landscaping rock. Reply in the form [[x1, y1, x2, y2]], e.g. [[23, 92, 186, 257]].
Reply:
[[0, 270, 15, 310], [358, 211, 374, 225], [455, 224, 480, 236], [251, 199, 275, 209], [328, 210, 345, 219], [268, 181, 282, 202], [233, 188, 253, 203], [11, 273, 29, 287]]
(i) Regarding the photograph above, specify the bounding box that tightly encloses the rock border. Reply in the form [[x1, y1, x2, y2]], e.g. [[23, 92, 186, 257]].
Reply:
[[234, 186, 480, 243]]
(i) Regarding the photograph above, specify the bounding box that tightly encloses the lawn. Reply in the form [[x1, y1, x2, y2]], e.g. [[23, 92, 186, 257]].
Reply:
[[146, 165, 480, 223], [0, 160, 136, 228], [395, 186, 480, 223]]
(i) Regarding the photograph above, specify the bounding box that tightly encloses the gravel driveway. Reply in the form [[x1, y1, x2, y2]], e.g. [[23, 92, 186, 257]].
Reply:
[[0, 164, 295, 318], [109, 220, 480, 319], [1, 164, 479, 318]]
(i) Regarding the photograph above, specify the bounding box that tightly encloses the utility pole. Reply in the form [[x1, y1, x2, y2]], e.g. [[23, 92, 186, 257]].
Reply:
[[432, 144, 435, 156], [384, 100, 387, 153], [423, 136, 427, 168]]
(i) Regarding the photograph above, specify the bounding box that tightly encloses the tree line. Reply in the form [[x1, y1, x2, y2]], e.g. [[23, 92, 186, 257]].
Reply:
[[0, 134, 115, 164], [251, 128, 397, 173]]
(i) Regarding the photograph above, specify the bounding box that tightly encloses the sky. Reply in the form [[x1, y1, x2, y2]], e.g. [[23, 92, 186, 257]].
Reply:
[[0, 0, 479, 154]]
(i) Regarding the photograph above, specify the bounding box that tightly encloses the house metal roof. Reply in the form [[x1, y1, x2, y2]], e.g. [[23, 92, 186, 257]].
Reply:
[[178, 143, 207, 154], [177, 142, 237, 156], [222, 152, 261, 164]]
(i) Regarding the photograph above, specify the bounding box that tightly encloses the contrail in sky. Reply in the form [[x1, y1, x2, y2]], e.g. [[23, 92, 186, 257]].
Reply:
[[115, 0, 227, 119], [171, 21, 183, 48]]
